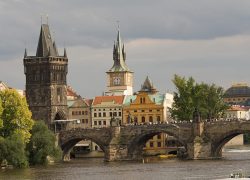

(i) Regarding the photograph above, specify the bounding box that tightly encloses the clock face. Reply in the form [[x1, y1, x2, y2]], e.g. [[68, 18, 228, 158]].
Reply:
[[113, 77, 121, 85]]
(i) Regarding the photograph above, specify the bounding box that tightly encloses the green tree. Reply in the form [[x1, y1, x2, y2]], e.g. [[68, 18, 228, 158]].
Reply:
[[0, 89, 34, 143], [0, 99, 3, 128], [0, 89, 34, 168], [27, 121, 62, 165], [170, 74, 228, 121], [4, 134, 29, 168]]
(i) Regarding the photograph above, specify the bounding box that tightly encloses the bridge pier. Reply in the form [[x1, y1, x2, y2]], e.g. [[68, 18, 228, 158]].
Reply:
[[63, 152, 71, 161], [186, 120, 215, 160], [187, 137, 213, 159]]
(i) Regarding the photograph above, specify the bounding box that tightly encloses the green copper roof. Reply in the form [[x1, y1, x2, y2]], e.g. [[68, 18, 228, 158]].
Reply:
[[123, 94, 165, 106], [123, 95, 137, 106], [149, 94, 165, 105]]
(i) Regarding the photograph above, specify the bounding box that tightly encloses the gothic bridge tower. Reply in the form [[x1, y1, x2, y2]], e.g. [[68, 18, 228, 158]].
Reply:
[[106, 29, 134, 95], [23, 23, 68, 126]]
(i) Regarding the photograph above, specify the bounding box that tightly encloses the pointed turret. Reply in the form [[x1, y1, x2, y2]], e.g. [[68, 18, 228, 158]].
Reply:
[[109, 29, 130, 72], [24, 48, 27, 58], [36, 24, 59, 57], [64, 48, 67, 57], [140, 76, 158, 94]]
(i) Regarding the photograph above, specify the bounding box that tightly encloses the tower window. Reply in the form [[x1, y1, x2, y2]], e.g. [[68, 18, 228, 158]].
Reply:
[[57, 88, 62, 103]]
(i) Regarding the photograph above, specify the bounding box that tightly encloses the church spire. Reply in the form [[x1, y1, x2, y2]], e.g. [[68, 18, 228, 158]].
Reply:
[[36, 24, 59, 57], [109, 28, 130, 72]]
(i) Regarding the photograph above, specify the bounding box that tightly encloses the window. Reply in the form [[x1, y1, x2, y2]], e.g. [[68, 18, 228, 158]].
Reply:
[[149, 116, 153, 123], [142, 116, 145, 123], [103, 121, 106, 126], [110, 112, 113, 117], [72, 111, 75, 115], [141, 110, 145, 112], [82, 119, 85, 123], [134, 110, 137, 113], [134, 117, 138, 124], [157, 116, 161, 122], [98, 121, 102, 125], [149, 110, 152, 112], [86, 119, 88, 124], [99, 113, 101, 117], [150, 142, 154, 147], [82, 111, 84, 115], [94, 113, 97, 117], [157, 134, 161, 139], [103, 112, 106, 117], [157, 142, 161, 147], [94, 121, 97, 125], [85, 111, 88, 115], [119, 112, 122, 116], [57, 88, 61, 103], [113, 112, 117, 117]]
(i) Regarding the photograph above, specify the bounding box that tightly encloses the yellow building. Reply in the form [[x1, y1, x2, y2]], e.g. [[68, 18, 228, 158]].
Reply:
[[123, 77, 169, 155]]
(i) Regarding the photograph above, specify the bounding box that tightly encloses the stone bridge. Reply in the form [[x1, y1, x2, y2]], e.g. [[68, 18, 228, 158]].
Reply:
[[58, 120, 250, 161]]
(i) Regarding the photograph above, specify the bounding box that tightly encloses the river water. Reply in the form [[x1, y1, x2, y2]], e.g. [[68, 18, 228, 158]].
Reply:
[[1, 146, 250, 180]]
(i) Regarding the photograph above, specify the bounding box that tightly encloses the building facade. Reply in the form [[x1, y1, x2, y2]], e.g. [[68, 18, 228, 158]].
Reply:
[[23, 23, 68, 126], [224, 83, 250, 105], [106, 29, 133, 96], [67, 98, 92, 129], [92, 96, 124, 128], [123, 77, 168, 155]]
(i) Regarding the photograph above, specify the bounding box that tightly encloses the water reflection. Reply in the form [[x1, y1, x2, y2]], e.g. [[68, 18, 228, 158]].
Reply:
[[1, 146, 250, 180]]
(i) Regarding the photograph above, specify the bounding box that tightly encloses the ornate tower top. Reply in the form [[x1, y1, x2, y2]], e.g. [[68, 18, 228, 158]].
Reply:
[[36, 24, 59, 57], [140, 76, 158, 94], [109, 29, 131, 72]]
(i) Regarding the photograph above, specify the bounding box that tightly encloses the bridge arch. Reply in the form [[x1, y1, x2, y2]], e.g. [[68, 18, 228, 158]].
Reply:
[[59, 128, 112, 161], [127, 128, 186, 160], [212, 130, 249, 157]]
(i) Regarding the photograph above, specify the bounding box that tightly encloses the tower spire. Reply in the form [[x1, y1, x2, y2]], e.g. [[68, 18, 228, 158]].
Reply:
[[36, 24, 59, 57], [64, 48, 67, 57], [109, 25, 130, 72], [24, 48, 27, 58]]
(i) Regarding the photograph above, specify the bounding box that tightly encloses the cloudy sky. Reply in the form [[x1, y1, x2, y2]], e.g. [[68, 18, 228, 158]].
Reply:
[[1, 0, 250, 98]]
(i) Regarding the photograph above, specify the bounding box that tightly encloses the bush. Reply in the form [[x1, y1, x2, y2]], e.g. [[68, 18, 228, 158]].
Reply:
[[27, 121, 62, 165], [4, 134, 29, 168]]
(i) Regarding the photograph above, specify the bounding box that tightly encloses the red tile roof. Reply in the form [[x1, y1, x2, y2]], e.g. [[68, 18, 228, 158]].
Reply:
[[93, 96, 124, 106], [67, 86, 78, 98], [228, 105, 249, 111]]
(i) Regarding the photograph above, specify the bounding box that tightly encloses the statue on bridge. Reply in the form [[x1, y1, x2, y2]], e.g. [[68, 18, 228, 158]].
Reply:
[[193, 108, 201, 123], [110, 116, 121, 127]]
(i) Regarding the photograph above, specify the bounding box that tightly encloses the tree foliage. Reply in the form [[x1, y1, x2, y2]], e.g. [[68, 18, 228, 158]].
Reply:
[[170, 74, 228, 121], [4, 134, 29, 168], [27, 121, 62, 165], [0, 89, 33, 168], [0, 89, 34, 143]]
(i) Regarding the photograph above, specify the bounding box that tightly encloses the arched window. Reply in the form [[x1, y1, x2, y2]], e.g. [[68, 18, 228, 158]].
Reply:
[[149, 116, 153, 123], [142, 116, 145, 123]]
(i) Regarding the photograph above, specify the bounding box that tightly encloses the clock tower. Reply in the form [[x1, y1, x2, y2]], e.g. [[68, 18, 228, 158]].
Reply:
[[106, 29, 133, 95]]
